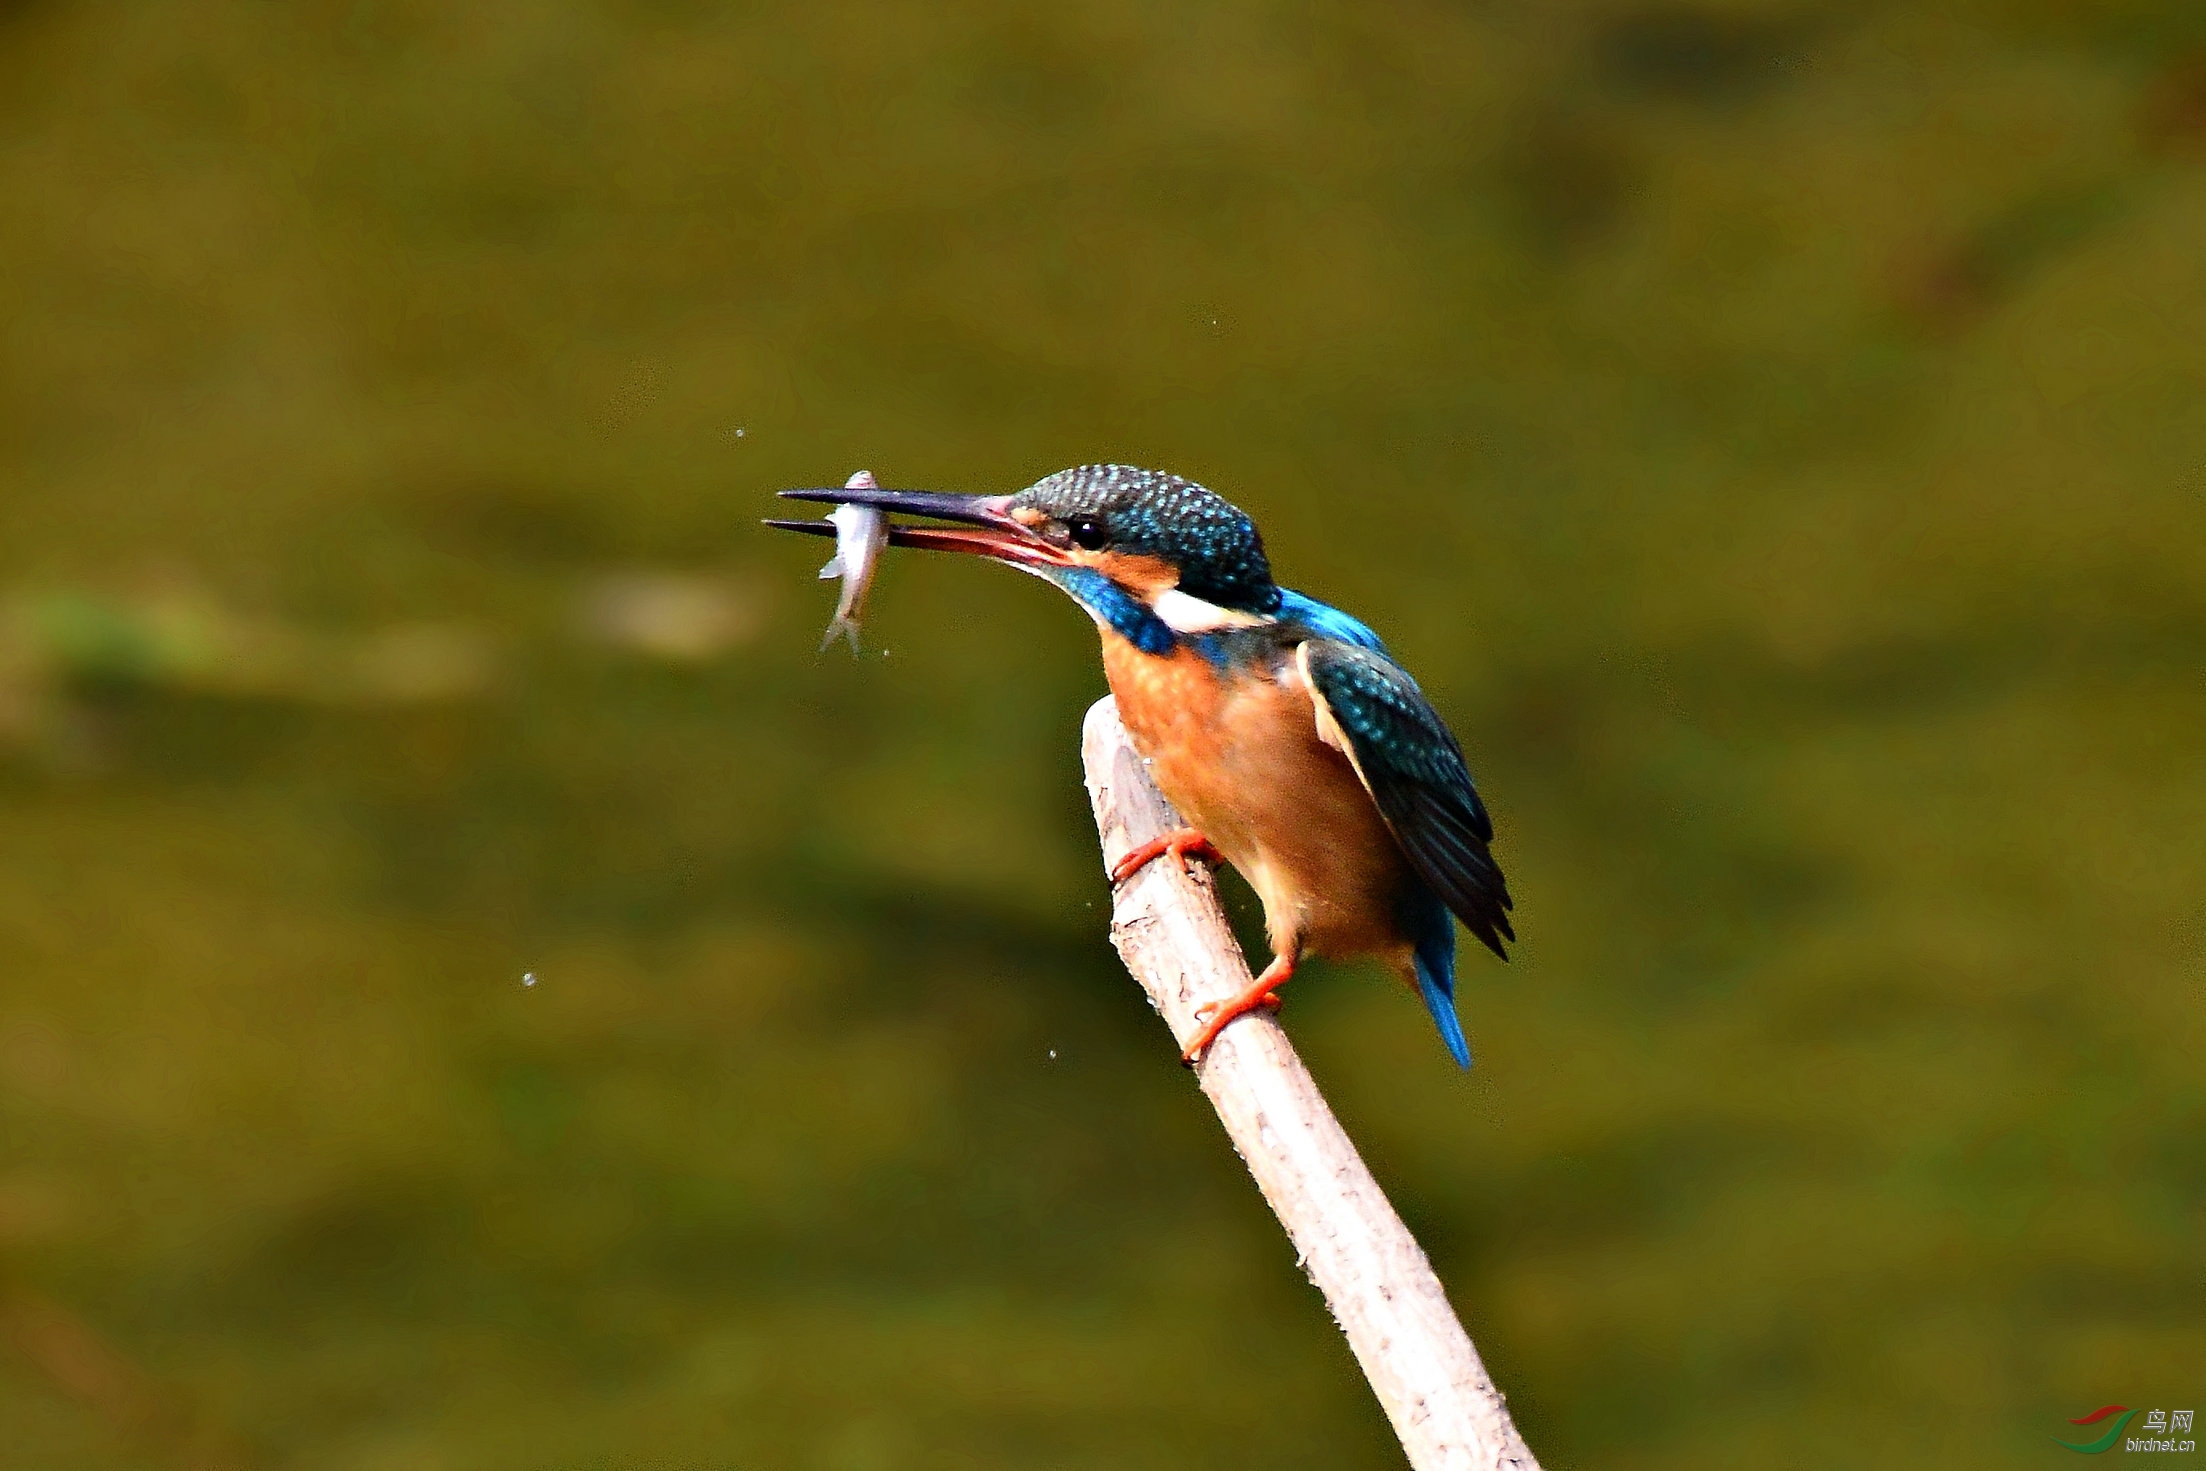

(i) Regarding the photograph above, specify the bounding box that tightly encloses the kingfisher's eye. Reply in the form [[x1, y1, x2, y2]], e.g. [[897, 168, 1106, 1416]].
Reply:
[[1066, 515, 1108, 550]]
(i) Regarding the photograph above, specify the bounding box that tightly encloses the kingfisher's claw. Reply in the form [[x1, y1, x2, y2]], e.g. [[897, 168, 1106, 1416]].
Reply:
[[1111, 828, 1223, 886], [1179, 956, 1297, 1066]]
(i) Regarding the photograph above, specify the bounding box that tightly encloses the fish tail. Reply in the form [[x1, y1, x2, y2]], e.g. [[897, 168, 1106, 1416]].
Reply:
[[819, 617, 861, 656]]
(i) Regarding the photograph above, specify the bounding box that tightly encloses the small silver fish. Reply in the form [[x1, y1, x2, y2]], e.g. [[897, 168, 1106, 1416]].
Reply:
[[817, 469, 889, 655]]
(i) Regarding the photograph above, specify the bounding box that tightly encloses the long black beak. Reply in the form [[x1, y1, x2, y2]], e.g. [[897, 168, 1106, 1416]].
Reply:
[[765, 487, 1069, 568]]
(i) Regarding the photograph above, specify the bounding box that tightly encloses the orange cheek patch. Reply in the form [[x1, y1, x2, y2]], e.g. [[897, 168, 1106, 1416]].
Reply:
[[1088, 550, 1179, 593]]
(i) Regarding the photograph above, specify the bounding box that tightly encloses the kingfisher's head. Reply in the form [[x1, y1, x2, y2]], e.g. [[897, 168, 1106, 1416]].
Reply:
[[772, 464, 1284, 638]]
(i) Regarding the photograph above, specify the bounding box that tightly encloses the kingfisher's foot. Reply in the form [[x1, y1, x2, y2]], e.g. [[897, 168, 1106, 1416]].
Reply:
[[1181, 955, 1296, 1066], [1110, 827, 1222, 887]]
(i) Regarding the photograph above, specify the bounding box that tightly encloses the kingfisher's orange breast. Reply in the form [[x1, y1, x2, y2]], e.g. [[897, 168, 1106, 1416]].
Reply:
[[1099, 629, 1416, 967]]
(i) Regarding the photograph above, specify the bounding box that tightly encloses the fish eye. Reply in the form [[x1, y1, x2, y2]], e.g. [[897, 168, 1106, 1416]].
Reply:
[[1066, 515, 1108, 550]]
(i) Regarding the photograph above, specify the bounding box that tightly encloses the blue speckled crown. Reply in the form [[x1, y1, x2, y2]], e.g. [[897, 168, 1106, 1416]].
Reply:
[[1013, 465, 1281, 613]]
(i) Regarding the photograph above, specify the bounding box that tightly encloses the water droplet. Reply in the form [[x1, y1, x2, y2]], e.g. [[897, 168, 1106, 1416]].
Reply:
[[521, 972, 538, 987], [732, 426, 748, 438], [1048, 1049, 1058, 1060]]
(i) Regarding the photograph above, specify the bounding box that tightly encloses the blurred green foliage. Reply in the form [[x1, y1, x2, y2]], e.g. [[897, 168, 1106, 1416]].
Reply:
[[2, 1, 2204, 1467]]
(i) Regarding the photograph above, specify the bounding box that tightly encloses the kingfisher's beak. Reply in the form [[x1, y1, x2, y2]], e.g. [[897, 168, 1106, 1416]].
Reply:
[[765, 487, 1071, 570]]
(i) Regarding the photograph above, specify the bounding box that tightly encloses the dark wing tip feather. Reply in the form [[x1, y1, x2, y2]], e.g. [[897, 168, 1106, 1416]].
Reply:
[[1403, 789, 1514, 958]]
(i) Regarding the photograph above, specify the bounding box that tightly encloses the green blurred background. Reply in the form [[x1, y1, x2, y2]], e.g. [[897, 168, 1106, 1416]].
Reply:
[[3, 1, 2203, 1467]]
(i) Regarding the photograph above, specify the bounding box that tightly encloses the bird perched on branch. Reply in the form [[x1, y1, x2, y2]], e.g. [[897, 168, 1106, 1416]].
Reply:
[[768, 465, 1512, 1067]]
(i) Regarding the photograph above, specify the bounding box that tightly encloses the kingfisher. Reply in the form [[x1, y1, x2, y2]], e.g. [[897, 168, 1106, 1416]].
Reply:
[[768, 465, 1512, 1067]]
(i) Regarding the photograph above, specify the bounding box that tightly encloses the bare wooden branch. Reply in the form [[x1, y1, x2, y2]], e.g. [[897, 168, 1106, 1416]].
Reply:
[[1081, 696, 1541, 1471]]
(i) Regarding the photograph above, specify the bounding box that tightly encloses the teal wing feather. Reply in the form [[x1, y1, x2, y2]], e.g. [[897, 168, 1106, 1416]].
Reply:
[[1300, 639, 1515, 959]]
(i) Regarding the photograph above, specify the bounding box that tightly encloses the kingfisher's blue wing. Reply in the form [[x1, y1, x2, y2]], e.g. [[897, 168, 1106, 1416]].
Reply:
[[1299, 639, 1514, 960]]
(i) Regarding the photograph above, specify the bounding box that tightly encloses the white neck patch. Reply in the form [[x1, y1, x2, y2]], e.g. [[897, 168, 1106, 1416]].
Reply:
[[1149, 587, 1272, 634]]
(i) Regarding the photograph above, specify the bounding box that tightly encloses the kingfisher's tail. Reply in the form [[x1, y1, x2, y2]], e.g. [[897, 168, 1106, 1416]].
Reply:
[[1409, 908, 1472, 1069]]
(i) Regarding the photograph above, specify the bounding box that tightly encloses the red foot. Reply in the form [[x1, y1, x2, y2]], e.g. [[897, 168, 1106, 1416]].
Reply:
[[1110, 827, 1222, 887], [1181, 953, 1296, 1066]]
